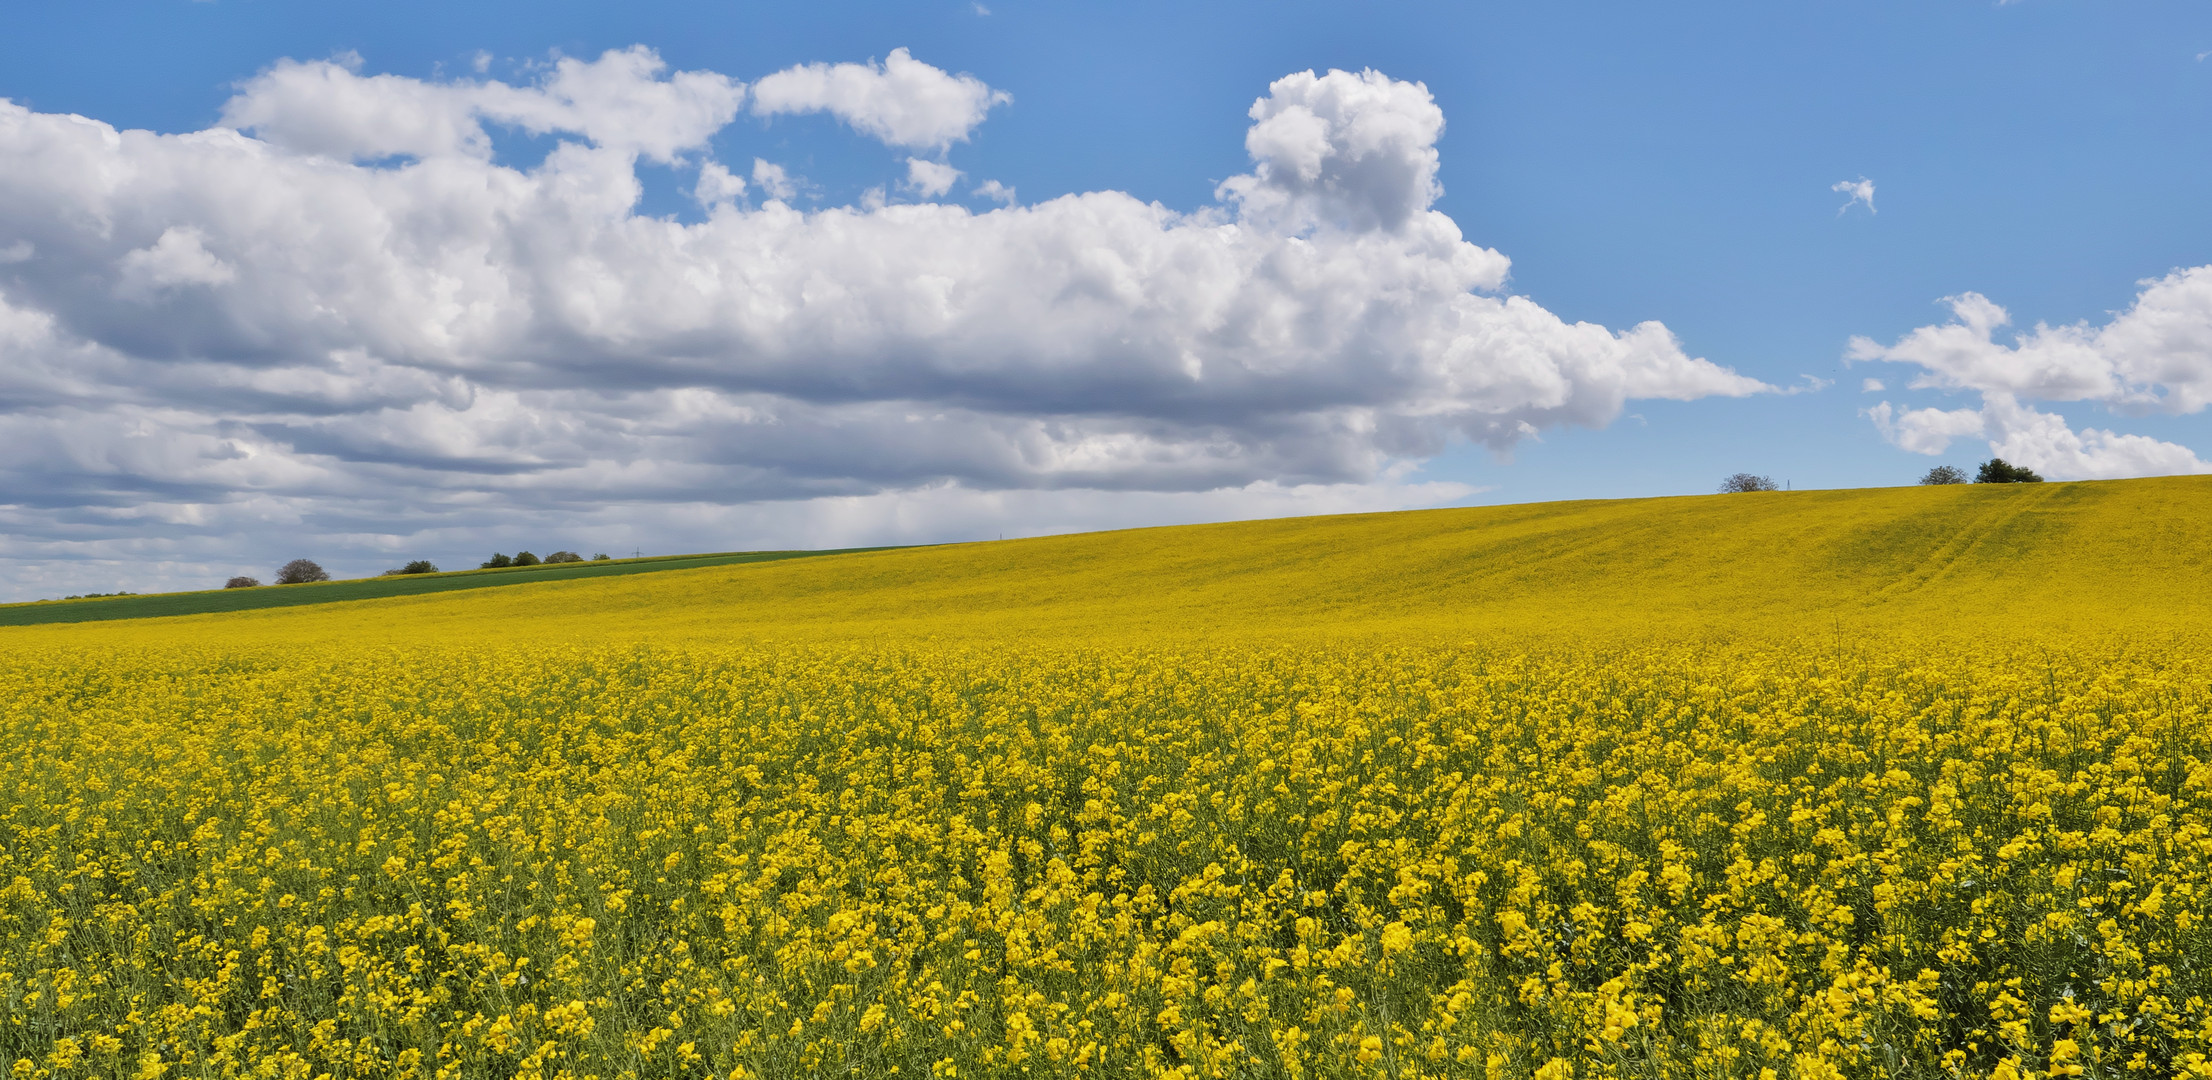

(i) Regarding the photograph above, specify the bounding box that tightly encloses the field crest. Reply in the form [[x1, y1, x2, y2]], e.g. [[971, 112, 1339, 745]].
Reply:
[[11, 475, 2206, 646]]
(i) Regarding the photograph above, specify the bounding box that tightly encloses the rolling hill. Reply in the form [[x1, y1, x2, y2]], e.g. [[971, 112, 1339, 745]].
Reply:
[[7, 475, 2208, 647], [6, 478, 2209, 1078]]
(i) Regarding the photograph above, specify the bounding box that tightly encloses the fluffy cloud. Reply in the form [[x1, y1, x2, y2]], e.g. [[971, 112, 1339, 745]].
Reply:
[[117, 227, 237, 294], [693, 160, 747, 206], [1864, 400, 1986, 456], [750, 159, 797, 201], [904, 158, 963, 198], [750, 47, 1010, 151], [1854, 275, 2212, 411], [1216, 69, 1443, 234], [0, 52, 1766, 597], [220, 47, 747, 164], [1975, 393, 2210, 478], [1853, 274, 2212, 478]]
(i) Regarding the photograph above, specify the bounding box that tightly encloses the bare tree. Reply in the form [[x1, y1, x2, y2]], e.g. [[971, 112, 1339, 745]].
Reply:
[[1919, 465, 1968, 485], [1718, 473, 1780, 493], [274, 559, 330, 585]]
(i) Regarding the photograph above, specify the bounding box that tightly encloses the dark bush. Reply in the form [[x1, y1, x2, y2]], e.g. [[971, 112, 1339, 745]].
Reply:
[[380, 560, 440, 576], [1719, 473, 1781, 493], [224, 576, 261, 589], [1920, 465, 1968, 485], [543, 551, 584, 564], [274, 559, 329, 585], [592, 553, 612, 561], [512, 551, 541, 567], [1976, 458, 2044, 484], [481, 553, 513, 569]]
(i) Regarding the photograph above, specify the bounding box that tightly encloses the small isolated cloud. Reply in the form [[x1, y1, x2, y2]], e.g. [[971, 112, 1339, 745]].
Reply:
[[1852, 270, 2212, 478], [694, 159, 747, 206], [973, 2, 991, 13], [751, 158, 797, 200], [1861, 377, 1884, 392], [1832, 176, 1875, 215], [971, 179, 1016, 206], [903, 158, 962, 198], [750, 47, 1010, 151], [1779, 375, 1832, 395]]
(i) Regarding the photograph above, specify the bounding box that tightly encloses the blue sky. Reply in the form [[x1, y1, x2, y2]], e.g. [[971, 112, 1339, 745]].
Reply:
[[0, 0, 2208, 597]]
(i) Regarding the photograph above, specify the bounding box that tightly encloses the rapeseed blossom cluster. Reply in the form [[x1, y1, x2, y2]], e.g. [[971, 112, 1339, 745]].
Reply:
[[0, 640, 2207, 1079]]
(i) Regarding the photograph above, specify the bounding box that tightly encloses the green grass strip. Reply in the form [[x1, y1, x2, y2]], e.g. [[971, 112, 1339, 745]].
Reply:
[[0, 548, 900, 627]]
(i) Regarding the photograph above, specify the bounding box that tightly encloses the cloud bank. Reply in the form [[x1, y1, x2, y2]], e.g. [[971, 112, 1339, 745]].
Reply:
[[0, 49, 1766, 596], [1854, 270, 2212, 478]]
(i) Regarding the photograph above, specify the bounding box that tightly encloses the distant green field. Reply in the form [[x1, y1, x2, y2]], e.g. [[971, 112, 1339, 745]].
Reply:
[[0, 548, 899, 627]]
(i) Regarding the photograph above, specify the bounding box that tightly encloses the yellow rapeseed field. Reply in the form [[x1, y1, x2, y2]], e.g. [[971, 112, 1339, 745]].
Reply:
[[4, 479, 2211, 1079]]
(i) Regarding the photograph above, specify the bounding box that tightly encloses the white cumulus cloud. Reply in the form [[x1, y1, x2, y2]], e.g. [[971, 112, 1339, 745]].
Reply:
[[0, 53, 1768, 597], [693, 159, 747, 206], [1864, 400, 1985, 456], [1978, 393, 2211, 479], [221, 46, 747, 164], [117, 226, 236, 293], [1852, 270, 2212, 478], [750, 47, 1010, 151], [1216, 69, 1444, 235], [904, 158, 962, 198], [751, 159, 797, 201]]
